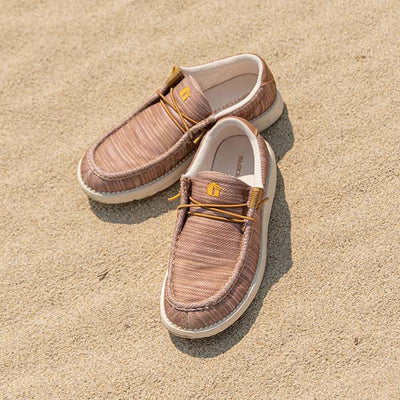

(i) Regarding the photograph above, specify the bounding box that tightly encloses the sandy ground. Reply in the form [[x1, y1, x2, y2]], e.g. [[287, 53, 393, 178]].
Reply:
[[1, 0, 399, 398]]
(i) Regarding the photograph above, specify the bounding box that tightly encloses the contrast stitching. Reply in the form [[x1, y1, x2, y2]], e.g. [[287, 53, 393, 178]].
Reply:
[[166, 206, 257, 312], [164, 222, 264, 332], [80, 152, 194, 195], [87, 134, 193, 181]]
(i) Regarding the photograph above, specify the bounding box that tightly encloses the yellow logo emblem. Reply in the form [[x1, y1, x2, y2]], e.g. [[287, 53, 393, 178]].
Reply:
[[179, 87, 191, 101], [206, 182, 222, 197]]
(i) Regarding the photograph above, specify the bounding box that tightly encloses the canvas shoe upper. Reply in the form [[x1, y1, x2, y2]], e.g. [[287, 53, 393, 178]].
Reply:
[[160, 117, 277, 338], [78, 54, 282, 203]]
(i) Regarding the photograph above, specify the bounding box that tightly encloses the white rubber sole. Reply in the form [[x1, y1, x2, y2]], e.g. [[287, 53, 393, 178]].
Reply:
[[160, 140, 277, 339], [251, 90, 284, 133], [77, 90, 283, 204], [76, 154, 193, 204]]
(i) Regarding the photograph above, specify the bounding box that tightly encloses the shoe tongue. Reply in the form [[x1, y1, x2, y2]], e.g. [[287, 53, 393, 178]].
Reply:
[[166, 74, 212, 122], [190, 171, 251, 205]]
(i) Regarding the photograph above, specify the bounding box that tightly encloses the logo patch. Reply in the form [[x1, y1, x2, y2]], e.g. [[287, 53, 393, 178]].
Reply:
[[206, 182, 222, 197], [179, 86, 191, 101], [235, 155, 243, 177]]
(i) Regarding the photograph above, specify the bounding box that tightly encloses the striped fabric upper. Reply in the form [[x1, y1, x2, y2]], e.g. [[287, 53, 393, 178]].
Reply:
[[170, 171, 250, 305], [79, 54, 277, 196], [94, 75, 212, 173], [164, 133, 269, 331]]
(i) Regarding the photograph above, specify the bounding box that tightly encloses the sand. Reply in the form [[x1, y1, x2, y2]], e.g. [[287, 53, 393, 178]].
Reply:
[[1, 0, 399, 398]]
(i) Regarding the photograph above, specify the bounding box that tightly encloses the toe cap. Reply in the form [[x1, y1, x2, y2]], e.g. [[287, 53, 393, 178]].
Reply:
[[163, 294, 226, 331], [79, 150, 114, 193]]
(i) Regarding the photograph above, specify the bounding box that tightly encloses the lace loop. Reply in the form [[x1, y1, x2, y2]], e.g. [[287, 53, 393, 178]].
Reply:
[[168, 192, 269, 224], [178, 196, 254, 224]]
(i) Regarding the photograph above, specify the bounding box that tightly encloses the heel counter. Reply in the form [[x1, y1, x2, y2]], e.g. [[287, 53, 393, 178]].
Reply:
[[259, 56, 277, 110], [232, 55, 277, 121]]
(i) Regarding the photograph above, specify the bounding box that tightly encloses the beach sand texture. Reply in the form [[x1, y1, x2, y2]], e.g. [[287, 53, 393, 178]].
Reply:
[[1, 0, 399, 398]]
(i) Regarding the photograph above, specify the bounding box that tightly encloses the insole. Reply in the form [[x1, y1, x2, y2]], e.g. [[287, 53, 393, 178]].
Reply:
[[211, 136, 255, 185], [203, 74, 257, 112]]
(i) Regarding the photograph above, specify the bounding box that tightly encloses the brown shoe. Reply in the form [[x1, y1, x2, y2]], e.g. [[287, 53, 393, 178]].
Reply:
[[160, 117, 276, 338], [77, 54, 282, 203]]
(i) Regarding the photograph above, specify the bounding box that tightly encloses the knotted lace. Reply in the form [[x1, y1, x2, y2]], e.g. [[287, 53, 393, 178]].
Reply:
[[168, 193, 269, 224]]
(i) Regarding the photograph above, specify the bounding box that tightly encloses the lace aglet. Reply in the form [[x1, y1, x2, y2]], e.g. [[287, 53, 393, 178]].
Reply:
[[257, 196, 269, 209], [192, 129, 206, 145], [168, 192, 181, 202]]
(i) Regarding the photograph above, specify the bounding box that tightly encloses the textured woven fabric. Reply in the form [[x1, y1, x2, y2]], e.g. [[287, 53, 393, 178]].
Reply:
[[79, 55, 277, 194], [164, 132, 270, 330], [231, 57, 276, 121], [80, 75, 211, 193], [94, 75, 211, 173], [170, 171, 250, 305]]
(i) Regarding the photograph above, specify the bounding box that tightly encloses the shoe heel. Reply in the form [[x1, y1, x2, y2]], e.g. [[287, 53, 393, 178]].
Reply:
[[251, 90, 284, 132]]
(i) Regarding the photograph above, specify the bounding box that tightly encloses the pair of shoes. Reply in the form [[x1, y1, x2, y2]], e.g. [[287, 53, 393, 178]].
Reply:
[[78, 54, 283, 338]]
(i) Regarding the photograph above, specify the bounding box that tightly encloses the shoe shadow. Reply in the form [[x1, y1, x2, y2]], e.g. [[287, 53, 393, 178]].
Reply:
[[88, 181, 181, 224], [170, 105, 294, 357]]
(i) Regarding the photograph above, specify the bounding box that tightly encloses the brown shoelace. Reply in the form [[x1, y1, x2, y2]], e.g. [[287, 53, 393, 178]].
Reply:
[[157, 88, 198, 135], [168, 193, 269, 224]]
